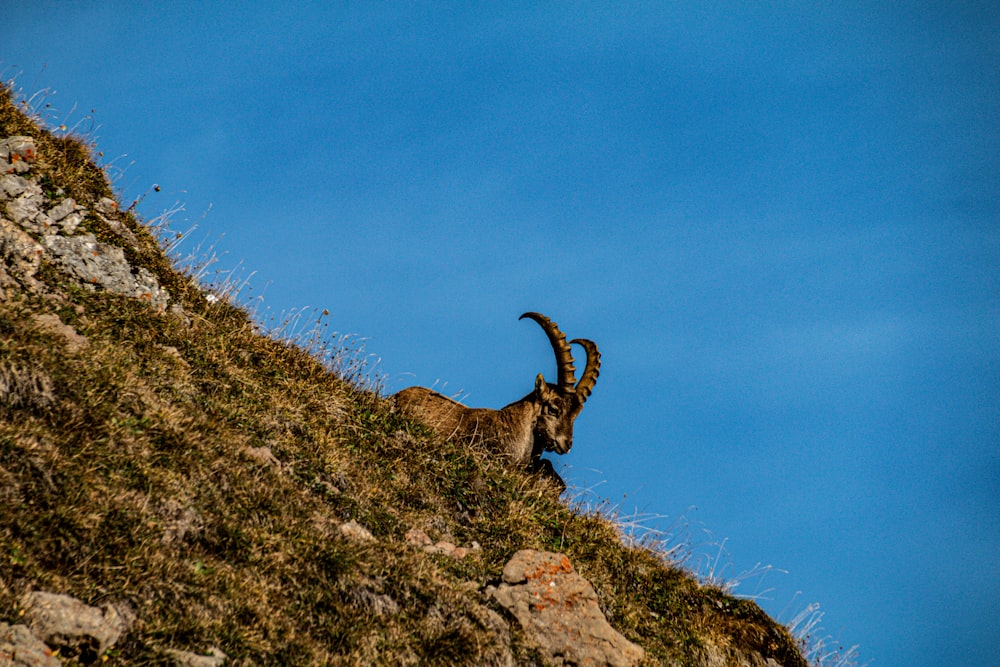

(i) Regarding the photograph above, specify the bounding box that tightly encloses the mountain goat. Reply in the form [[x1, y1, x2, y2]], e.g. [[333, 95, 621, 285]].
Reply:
[[392, 312, 601, 487]]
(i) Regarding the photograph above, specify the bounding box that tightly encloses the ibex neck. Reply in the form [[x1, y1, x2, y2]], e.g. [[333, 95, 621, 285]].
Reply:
[[497, 393, 542, 465]]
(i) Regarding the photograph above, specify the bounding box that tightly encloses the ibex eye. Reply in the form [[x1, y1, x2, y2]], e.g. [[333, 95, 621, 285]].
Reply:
[[545, 405, 560, 416]]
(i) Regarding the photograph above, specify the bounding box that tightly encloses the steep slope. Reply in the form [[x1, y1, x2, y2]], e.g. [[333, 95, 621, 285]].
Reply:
[[0, 86, 807, 666]]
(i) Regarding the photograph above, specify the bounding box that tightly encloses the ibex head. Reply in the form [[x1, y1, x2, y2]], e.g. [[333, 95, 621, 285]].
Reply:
[[520, 312, 601, 456]]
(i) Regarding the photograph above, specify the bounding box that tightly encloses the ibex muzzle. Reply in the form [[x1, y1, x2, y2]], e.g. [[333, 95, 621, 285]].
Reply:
[[392, 312, 601, 487]]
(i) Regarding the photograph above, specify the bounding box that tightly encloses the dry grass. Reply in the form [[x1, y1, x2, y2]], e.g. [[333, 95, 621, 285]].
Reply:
[[0, 84, 810, 666]]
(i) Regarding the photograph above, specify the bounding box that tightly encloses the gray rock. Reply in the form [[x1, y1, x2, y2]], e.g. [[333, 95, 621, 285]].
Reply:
[[0, 216, 44, 291], [0, 174, 33, 199], [0, 177, 76, 238], [0, 170, 47, 235], [22, 591, 125, 662], [163, 647, 227, 667], [0, 137, 37, 175], [93, 197, 139, 247], [94, 198, 118, 216], [488, 549, 644, 667], [344, 581, 400, 617], [0, 158, 165, 310], [43, 233, 170, 311], [0, 622, 60, 667], [4, 188, 52, 235], [45, 198, 77, 223], [46, 198, 86, 235]]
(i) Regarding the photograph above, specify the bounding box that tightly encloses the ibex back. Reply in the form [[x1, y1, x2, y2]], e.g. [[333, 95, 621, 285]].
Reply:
[[392, 312, 601, 487]]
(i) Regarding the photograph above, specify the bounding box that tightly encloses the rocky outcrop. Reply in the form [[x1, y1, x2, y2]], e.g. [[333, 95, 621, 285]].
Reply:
[[488, 549, 645, 667], [0, 134, 170, 311], [21, 591, 127, 663], [44, 232, 170, 310]]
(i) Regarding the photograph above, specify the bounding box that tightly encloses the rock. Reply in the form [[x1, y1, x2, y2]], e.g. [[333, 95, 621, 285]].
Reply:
[[93, 197, 139, 247], [344, 581, 400, 616], [405, 527, 479, 559], [405, 527, 433, 548], [43, 233, 170, 311], [0, 622, 60, 667], [46, 198, 76, 223], [21, 591, 125, 663], [0, 174, 33, 199], [45, 198, 86, 235], [339, 520, 375, 542], [0, 216, 44, 291], [1, 137, 36, 175], [94, 198, 118, 216], [0, 154, 167, 310], [3, 188, 52, 234], [0, 173, 53, 237], [163, 647, 227, 667], [488, 550, 644, 667], [468, 604, 516, 667]]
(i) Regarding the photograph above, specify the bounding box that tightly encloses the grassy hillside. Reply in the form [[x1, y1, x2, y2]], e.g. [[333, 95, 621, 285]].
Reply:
[[0, 85, 809, 666]]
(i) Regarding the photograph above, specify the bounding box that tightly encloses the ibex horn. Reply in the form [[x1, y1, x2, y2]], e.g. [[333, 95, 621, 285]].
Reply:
[[519, 312, 577, 388], [570, 338, 601, 401]]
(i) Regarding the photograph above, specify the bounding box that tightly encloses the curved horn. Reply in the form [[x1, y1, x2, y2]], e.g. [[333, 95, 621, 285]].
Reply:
[[570, 338, 601, 401], [519, 312, 576, 388]]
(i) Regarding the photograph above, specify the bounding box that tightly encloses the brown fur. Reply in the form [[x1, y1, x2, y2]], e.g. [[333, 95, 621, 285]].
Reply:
[[392, 313, 600, 488]]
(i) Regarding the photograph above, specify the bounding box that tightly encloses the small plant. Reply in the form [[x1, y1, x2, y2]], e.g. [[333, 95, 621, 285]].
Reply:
[[260, 305, 385, 391], [786, 600, 864, 667]]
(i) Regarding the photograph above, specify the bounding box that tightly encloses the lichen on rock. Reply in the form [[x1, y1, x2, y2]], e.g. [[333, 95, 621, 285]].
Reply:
[[488, 549, 645, 667], [0, 136, 37, 174]]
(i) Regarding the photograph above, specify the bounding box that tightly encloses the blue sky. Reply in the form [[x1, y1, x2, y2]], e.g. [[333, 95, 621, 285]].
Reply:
[[4, 3, 998, 665]]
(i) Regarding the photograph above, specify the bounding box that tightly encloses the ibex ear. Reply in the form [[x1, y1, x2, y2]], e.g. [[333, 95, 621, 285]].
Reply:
[[534, 373, 550, 397]]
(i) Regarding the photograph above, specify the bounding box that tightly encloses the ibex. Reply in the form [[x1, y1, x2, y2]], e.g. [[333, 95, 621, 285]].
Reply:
[[392, 312, 601, 487]]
